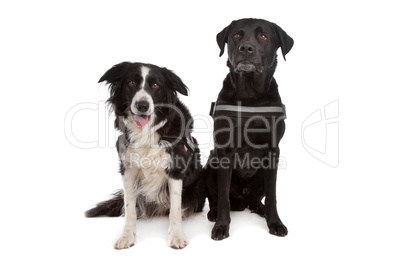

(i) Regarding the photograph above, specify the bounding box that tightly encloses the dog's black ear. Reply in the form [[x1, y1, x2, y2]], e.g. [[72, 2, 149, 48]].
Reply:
[[98, 62, 130, 84], [273, 24, 294, 61], [217, 24, 231, 57], [163, 68, 189, 96]]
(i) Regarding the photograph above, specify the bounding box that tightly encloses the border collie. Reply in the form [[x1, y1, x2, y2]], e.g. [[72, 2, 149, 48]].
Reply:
[[85, 62, 205, 249]]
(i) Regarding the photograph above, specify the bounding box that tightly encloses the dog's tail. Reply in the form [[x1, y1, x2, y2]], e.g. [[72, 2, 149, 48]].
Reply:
[[85, 172, 207, 218], [85, 190, 124, 217]]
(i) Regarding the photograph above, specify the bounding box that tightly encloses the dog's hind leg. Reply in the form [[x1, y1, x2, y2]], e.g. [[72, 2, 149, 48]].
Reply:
[[248, 201, 265, 217], [207, 202, 218, 222], [230, 199, 246, 211], [245, 172, 266, 217]]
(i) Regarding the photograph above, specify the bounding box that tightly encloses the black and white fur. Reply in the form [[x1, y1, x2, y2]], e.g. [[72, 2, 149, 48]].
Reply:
[[85, 62, 205, 249]]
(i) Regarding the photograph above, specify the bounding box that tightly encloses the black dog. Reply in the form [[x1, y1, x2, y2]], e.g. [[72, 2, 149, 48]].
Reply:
[[204, 18, 293, 240], [85, 62, 205, 249]]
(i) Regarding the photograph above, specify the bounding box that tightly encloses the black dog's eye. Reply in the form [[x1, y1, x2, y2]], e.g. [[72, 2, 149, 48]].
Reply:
[[260, 34, 267, 40], [234, 33, 240, 39], [129, 81, 136, 86], [152, 83, 159, 89]]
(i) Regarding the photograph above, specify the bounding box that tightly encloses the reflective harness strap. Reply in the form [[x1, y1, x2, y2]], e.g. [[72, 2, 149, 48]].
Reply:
[[209, 102, 287, 149], [209, 102, 287, 119]]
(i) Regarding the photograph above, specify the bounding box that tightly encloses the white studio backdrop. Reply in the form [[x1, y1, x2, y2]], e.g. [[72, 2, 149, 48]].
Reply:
[[1, 0, 401, 267]]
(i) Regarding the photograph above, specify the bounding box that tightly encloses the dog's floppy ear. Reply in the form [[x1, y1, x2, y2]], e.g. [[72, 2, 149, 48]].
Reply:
[[217, 24, 231, 57], [163, 68, 189, 96], [272, 23, 294, 61], [98, 62, 130, 84]]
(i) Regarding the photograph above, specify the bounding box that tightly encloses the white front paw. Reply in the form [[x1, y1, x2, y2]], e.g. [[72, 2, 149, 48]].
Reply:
[[168, 232, 188, 249], [114, 233, 136, 249]]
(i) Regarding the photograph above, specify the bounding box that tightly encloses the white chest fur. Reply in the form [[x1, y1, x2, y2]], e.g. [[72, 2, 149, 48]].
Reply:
[[122, 117, 171, 205]]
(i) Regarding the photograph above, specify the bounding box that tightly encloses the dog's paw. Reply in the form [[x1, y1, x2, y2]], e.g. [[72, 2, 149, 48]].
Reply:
[[211, 223, 230, 240], [249, 202, 265, 217], [113, 233, 136, 249], [267, 221, 288, 237], [168, 232, 188, 249], [207, 210, 217, 222], [230, 200, 246, 211]]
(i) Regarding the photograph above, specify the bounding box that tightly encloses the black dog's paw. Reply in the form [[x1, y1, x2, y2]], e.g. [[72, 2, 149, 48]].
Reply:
[[211, 223, 230, 240], [267, 221, 288, 237], [248, 202, 265, 217], [230, 200, 246, 211], [207, 210, 217, 222]]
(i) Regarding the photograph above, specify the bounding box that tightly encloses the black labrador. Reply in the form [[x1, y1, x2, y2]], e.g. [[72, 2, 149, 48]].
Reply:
[[204, 18, 293, 240]]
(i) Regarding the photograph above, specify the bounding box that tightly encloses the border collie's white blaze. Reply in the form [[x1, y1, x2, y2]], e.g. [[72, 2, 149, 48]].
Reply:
[[86, 62, 204, 250], [130, 67, 153, 127]]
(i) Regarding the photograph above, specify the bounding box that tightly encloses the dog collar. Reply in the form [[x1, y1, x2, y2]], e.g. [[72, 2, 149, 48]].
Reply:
[[209, 102, 287, 119]]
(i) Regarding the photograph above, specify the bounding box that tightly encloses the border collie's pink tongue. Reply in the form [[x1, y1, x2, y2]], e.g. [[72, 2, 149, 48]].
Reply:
[[134, 115, 150, 127]]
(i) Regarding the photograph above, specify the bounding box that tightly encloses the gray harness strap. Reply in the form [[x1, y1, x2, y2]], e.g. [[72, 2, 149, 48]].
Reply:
[[210, 102, 287, 119]]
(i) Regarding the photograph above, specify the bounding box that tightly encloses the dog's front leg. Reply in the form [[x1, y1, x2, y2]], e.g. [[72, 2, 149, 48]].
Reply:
[[211, 161, 232, 240], [167, 178, 188, 249], [264, 148, 288, 237], [114, 172, 138, 249]]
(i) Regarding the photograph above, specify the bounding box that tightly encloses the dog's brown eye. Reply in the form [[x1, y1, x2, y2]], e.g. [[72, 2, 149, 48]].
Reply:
[[152, 83, 159, 89], [234, 33, 240, 39], [129, 81, 136, 86], [260, 34, 267, 40]]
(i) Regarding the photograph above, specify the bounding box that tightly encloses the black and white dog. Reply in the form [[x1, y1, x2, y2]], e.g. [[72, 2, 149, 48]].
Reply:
[[204, 19, 293, 240], [85, 62, 205, 249]]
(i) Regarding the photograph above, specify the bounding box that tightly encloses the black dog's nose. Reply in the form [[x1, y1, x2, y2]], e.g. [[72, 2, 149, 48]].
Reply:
[[135, 101, 149, 113], [239, 43, 255, 54]]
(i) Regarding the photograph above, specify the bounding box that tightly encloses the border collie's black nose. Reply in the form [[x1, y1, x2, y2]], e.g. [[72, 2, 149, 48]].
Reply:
[[135, 101, 149, 113], [239, 43, 255, 54]]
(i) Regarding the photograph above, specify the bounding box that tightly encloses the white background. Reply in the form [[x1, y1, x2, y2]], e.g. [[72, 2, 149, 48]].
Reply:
[[1, 0, 402, 267]]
